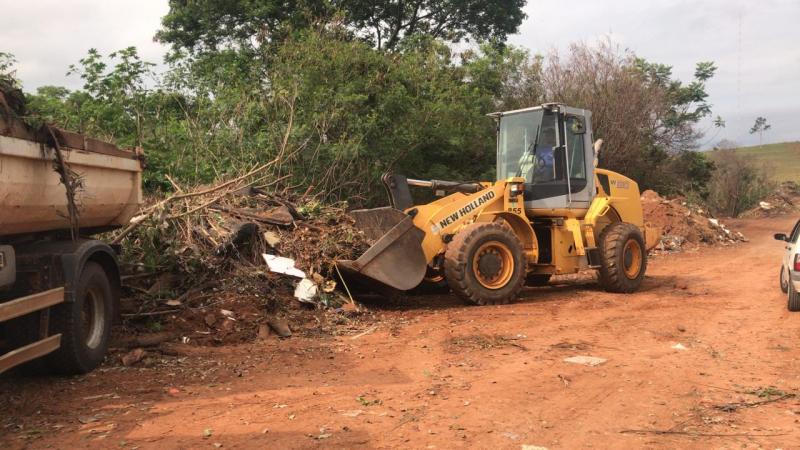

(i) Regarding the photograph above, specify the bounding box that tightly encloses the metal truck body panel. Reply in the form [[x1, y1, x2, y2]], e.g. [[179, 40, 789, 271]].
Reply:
[[0, 134, 142, 236]]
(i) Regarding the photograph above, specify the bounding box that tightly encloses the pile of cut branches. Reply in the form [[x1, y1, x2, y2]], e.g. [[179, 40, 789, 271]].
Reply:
[[114, 160, 369, 334]]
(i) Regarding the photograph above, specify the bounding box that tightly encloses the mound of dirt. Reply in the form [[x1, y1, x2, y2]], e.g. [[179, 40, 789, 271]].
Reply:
[[641, 190, 745, 252], [741, 181, 800, 218]]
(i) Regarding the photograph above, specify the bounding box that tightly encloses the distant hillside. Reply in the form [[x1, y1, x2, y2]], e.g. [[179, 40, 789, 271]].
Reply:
[[711, 141, 800, 183]]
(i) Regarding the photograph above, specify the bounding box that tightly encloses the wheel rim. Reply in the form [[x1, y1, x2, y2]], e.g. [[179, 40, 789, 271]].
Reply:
[[472, 241, 514, 289], [781, 269, 788, 289], [425, 273, 445, 283], [81, 286, 106, 350], [622, 239, 643, 279]]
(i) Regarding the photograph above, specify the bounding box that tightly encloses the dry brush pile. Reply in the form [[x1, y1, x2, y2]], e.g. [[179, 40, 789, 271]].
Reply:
[[113, 159, 371, 346], [740, 181, 800, 218]]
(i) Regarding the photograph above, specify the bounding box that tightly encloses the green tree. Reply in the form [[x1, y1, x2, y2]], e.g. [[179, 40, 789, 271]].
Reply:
[[0, 52, 25, 116], [156, 0, 527, 53], [343, 0, 527, 50], [499, 41, 718, 194], [749, 116, 771, 146], [0, 52, 16, 76], [708, 149, 773, 216]]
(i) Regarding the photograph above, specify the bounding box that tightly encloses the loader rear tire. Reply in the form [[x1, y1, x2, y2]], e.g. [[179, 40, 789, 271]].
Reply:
[[444, 222, 525, 305], [597, 222, 647, 293]]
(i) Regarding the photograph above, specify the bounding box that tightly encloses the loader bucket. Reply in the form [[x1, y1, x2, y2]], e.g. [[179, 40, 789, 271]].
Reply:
[[337, 207, 427, 291]]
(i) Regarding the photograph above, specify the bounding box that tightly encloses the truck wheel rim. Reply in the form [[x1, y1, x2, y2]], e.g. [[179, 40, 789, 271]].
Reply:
[[82, 287, 105, 350], [623, 239, 643, 279], [472, 241, 514, 289]]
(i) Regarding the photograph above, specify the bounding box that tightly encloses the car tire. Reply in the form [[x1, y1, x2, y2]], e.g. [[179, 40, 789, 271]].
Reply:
[[780, 266, 789, 294], [789, 280, 800, 312]]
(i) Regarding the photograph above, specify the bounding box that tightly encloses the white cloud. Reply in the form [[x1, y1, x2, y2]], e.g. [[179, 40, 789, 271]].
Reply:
[[509, 0, 800, 146], [0, 0, 169, 90]]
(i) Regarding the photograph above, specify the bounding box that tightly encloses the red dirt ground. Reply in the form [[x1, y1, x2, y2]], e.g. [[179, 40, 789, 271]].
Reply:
[[2, 215, 800, 449]]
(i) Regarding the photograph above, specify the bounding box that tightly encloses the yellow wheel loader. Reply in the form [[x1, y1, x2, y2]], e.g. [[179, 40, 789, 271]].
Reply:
[[338, 103, 658, 305]]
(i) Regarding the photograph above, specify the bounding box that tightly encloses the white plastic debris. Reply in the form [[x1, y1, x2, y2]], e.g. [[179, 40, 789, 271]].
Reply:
[[263, 254, 306, 278], [220, 309, 234, 317], [294, 278, 319, 303], [671, 343, 688, 351], [760, 201, 773, 210], [708, 218, 719, 227], [563, 355, 607, 366]]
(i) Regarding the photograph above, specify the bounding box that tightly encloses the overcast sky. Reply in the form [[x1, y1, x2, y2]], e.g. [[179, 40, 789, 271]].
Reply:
[[1, 0, 797, 147]]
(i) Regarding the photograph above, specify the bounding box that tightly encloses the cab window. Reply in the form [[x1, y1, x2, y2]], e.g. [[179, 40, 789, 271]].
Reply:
[[565, 115, 586, 180], [531, 111, 561, 184]]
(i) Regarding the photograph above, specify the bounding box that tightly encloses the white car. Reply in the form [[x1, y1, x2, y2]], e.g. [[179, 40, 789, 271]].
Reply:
[[776, 218, 800, 311]]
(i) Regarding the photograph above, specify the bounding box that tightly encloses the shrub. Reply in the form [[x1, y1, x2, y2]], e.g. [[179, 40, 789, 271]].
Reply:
[[707, 150, 774, 217]]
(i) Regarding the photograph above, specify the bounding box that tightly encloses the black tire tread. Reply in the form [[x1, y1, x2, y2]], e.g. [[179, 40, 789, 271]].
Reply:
[[47, 262, 114, 374], [789, 281, 800, 312], [444, 222, 525, 305], [780, 266, 789, 294], [597, 222, 647, 293]]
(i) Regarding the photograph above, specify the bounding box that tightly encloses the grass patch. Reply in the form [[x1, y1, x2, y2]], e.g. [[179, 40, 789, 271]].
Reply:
[[711, 141, 800, 184]]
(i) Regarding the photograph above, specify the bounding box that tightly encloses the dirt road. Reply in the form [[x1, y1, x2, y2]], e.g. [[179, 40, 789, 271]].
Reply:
[[2, 215, 800, 449]]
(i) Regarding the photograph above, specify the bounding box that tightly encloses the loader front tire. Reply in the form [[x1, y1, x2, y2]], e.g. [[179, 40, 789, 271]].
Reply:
[[598, 222, 647, 293], [444, 222, 525, 305]]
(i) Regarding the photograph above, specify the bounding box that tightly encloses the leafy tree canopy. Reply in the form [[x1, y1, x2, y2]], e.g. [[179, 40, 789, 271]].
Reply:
[[156, 0, 527, 53], [749, 116, 770, 134]]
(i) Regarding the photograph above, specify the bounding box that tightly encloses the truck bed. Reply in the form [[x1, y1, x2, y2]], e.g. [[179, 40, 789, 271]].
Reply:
[[0, 115, 143, 236]]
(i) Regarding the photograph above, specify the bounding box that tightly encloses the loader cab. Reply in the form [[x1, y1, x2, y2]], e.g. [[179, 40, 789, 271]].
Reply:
[[493, 104, 595, 212]]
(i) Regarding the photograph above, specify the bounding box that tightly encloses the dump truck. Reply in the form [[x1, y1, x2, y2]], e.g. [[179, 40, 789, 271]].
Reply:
[[339, 103, 658, 305], [0, 102, 142, 374]]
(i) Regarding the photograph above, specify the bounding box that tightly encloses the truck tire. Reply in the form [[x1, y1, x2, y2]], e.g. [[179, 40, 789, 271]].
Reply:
[[525, 274, 552, 287], [788, 282, 800, 312], [780, 266, 789, 294], [444, 222, 525, 305], [47, 262, 114, 374], [597, 222, 647, 293]]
